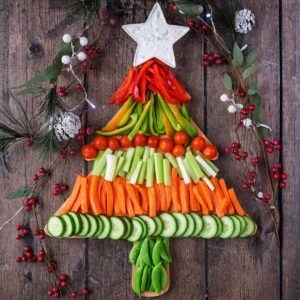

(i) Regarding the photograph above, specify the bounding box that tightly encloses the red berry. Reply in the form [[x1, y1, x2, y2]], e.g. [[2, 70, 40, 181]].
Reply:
[[109, 18, 117, 26], [47, 266, 53, 273], [23, 228, 29, 235], [213, 53, 220, 59], [16, 257, 22, 263], [274, 173, 280, 180], [60, 280, 68, 287], [203, 53, 209, 60], [279, 181, 286, 189], [231, 142, 238, 148], [249, 104, 255, 111], [273, 139, 280, 145], [53, 183, 60, 189], [281, 173, 287, 180], [276, 163, 282, 169], [242, 152, 248, 159], [39, 249, 45, 256], [263, 194, 272, 201], [40, 233, 45, 240], [57, 87, 65, 93], [29, 197, 37, 206], [240, 108, 249, 115], [39, 167, 46, 174], [21, 256, 27, 262], [48, 290, 54, 296], [86, 127, 93, 135], [235, 154, 241, 160], [61, 185, 68, 191], [52, 286, 59, 293], [59, 274, 67, 281], [248, 179, 254, 185], [32, 174, 39, 181], [215, 58, 222, 65], [16, 225, 22, 230], [233, 148, 239, 154], [71, 291, 78, 298], [264, 140, 271, 146], [249, 171, 256, 178], [30, 255, 37, 263], [90, 63, 95, 70], [76, 135, 84, 142], [202, 61, 209, 67], [239, 91, 247, 97], [16, 234, 22, 240], [75, 83, 84, 92], [272, 167, 277, 173], [275, 144, 281, 150], [60, 152, 67, 160], [53, 189, 60, 196], [207, 55, 214, 62], [82, 289, 89, 295], [25, 140, 33, 147], [201, 24, 208, 31], [53, 293, 59, 298], [187, 20, 195, 27], [69, 149, 76, 156], [100, 10, 108, 17], [242, 183, 248, 189], [25, 252, 32, 258], [225, 147, 231, 153], [240, 118, 245, 124], [267, 146, 274, 153], [79, 128, 85, 135], [25, 204, 32, 212], [252, 157, 259, 165], [24, 245, 31, 252]]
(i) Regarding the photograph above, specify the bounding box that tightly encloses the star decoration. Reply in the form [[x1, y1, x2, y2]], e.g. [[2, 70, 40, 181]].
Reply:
[[122, 3, 189, 68]]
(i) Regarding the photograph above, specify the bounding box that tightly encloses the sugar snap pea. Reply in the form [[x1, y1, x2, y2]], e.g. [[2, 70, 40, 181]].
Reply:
[[160, 241, 171, 263], [151, 262, 162, 293], [162, 238, 172, 262], [141, 265, 149, 292], [149, 239, 155, 264], [160, 264, 168, 290], [141, 238, 151, 266], [146, 266, 152, 291], [129, 241, 143, 265], [133, 265, 145, 296], [152, 240, 162, 265]]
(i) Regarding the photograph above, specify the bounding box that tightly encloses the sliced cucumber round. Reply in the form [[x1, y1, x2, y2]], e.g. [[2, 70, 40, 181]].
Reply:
[[159, 213, 177, 237], [84, 214, 100, 237], [127, 219, 144, 242], [139, 215, 157, 237], [94, 217, 104, 237], [171, 212, 188, 237], [60, 214, 75, 237], [229, 216, 241, 238], [47, 216, 65, 237], [109, 217, 126, 240], [122, 217, 133, 239], [236, 215, 246, 234], [219, 216, 235, 238], [67, 212, 83, 235], [211, 215, 223, 237], [199, 215, 218, 239], [182, 214, 195, 237], [190, 213, 203, 236], [239, 216, 256, 237], [97, 215, 111, 239], [78, 214, 91, 236], [133, 217, 148, 238], [153, 216, 163, 236]]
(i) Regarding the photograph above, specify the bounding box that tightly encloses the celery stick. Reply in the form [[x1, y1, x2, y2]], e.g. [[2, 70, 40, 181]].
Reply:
[[195, 155, 217, 177], [154, 153, 164, 184], [129, 160, 143, 185], [100, 164, 106, 178], [105, 154, 118, 181], [163, 159, 171, 186], [164, 152, 182, 177], [176, 157, 191, 184], [149, 147, 155, 156], [137, 147, 150, 184], [146, 156, 155, 187], [186, 151, 204, 178], [91, 148, 113, 176], [126, 147, 144, 180], [118, 170, 126, 177], [113, 157, 125, 180], [183, 157, 199, 184], [115, 150, 124, 157], [202, 175, 215, 191], [123, 147, 135, 173], [204, 157, 219, 173]]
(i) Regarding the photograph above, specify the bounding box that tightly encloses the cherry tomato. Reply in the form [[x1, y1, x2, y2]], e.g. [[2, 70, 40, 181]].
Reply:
[[81, 144, 97, 160], [133, 134, 147, 147], [93, 136, 107, 150], [159, 138, 174, 153], [172, 144, 185, 157], [108, 137, 121, 151], [147, 136, 160, 148], [191, 136, 206, 151], [202, 145, 218, 159], [174, 131, 189, 145], [120, 135, 133, 148]]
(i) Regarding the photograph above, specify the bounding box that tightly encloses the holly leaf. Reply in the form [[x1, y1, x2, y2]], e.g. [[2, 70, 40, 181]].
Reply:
[[173, 1, 203, 16], [5, 187, 33, 200], [246, 48, 259, 65], [242, 65, 260, 78], [233, 42, 243, 67], [16, 87, 46, 95], [223, 73, 233, 90], [247, 80, 259, 95], [250, 94, 262, 123]]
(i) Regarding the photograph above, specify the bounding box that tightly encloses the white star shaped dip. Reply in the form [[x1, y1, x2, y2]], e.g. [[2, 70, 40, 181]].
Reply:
[[122, 2, 189, 68]]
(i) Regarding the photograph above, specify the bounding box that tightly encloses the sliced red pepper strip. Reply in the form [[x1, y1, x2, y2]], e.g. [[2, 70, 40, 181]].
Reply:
[[135, 59, 155, 85], [168, 69, 191, 103], [140, 76, 147, 104], [147, 83, 160, 94]]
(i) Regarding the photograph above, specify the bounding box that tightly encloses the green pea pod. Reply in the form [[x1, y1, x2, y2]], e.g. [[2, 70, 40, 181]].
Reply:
[[162, 238, 172, 263], [133, 265, 145, 296], [146, 266, 152, 291], [160, 242, 171, 263], [141, 265, 149, 292], [160, 265, 168, 290], [148, 239, 155, 264], [152, 240, 162, 265], [136, 252, 145, 268], [148, 281, 154, 292], [141, 238, 152, 266], [151, 263, 162, 293], [129, 241, 143, 265]]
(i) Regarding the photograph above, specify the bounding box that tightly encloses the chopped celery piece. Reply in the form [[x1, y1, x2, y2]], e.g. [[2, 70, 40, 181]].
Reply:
[[129, 160, 143, 185], [118, 170, 126, 177], [164, 152, 182, 177], [183, 157, 199, 184], [115, 150, 124, 157], [202, 175, 215, 191], [204, 156, 219, 173], [123, 147, 135, 173], [149, 147, 155, 156], [154, 153, 164, 184], [126, 147, 144, 180], [100, 164, 106, 178], [163, 159, 171, 186], [176, 157, 191, 184], [113, 157, 125, 180], [186, 151, 204, 178], [195, 155, 217, 177], [104, 154, 118, 181], [146, 156, 155, 187], [92, 148, 113, 176], [137, 147, 150, 184]]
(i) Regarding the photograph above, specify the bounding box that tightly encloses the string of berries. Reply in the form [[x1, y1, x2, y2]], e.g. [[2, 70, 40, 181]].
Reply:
[[202, 52, 225, 66]]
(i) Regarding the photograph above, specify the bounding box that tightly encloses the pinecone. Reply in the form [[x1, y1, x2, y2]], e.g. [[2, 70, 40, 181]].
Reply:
[[235, 9, 255, 34]]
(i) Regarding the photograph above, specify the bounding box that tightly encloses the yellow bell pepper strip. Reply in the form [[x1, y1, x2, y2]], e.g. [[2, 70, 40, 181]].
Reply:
[[116, 101, 136, 128], [161, 108, 175, 138]]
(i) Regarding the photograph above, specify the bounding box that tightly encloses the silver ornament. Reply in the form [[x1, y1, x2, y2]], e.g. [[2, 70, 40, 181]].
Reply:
[[235, 9, 255, 34]]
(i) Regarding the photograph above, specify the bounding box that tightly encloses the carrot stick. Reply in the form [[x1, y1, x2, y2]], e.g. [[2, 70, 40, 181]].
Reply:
[[210, 191, 218, 213], [114, 178, 126, 215], [100, 182, 107, 214], [89, 176, 102, 215], [80, 176, 89, 214], [158, 184, 167, 211], [104, 181, 114, 216], [211, 178, 227, 216], [189, 182, 200, 212], [228, 188, 246, 216], [112, 179, 121, 215], [171, 168, 181, 212], [192, 185, 209, 214], [125, 192, 135, 217], [125, 183, 144, 215], [136, 185, 148, 214], [219, 178, 235, 214], [179, 179, 190, 214], [165, 186, 172, 211], [198, 181, 214, 212], [154, 181, 161, 211], [147, 186, 156, 217]]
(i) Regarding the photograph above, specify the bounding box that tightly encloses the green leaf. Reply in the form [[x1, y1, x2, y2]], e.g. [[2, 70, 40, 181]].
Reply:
[[25, 64, 61, 86], [5, 187, 33, 200], [223, 73, 233, 90], [16, 87, 46, 95], [173, 1, 203, 16], [233, 42, 243, 67], [250, 94, 262, 123], [246, 48, 259, 64], [242, 65, 260, 79]]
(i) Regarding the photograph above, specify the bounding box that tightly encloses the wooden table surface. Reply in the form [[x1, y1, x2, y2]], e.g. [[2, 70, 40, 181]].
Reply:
[[0, 1, 299, 299]]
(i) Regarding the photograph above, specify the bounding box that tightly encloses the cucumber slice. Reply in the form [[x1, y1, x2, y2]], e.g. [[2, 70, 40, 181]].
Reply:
[[60, 214, 75, 237], [122, 217, 133, 239], [190, 213, 203, 236], [139, 215, 157, 237], [84, 214, 100, 237], [78, 214, 91, 236], [236, 215, 246, 234], [96, 215, 111, 239], [211, 215, 223, 237], [153, 216, 163, 236], [219, 216, 235, 238], [199, 215, 218, 239], [67, 212, 83, 235], [239, 216, 256, 237], [94, 217, 104, 237], [229, 216, 242, 238], [127, 218, 144, 242], [133, 217, 148, 238], [159, 213, 177, 237], [109, 217, 126, 240], [182, 214, 196, 237], [47, 216, 65, 237], [171, 212, 188, 237]]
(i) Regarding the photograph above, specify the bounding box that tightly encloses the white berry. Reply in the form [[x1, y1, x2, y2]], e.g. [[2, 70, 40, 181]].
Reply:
[[220, 94, 229, 102], [79, 36, 88, 46], [77, 52, 87, 61], [243, 118, 253, 128], [228, 105, 237, 113], [61, 55, 71, 65], [62, 34, 72, 43]]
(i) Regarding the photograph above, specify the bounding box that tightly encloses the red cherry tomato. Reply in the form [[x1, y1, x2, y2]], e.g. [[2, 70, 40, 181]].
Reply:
[[147, 136, 160, 148], [159, 138, 174, 153], [93, 136, 107, 150], [172, 144, 185, 157], [191, 136, 206, 151], [108, 137, 121, 151], [81, 144, 97, 160], [174, 131, 189, 145], [133, 134, 147, 147], [120, 135, 133, 148], [202, 145, 218, 159]]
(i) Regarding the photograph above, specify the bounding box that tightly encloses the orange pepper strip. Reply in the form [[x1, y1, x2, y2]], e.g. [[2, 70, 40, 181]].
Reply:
[[80, 176, 89, 214], [171, 168, 181, 212], [104, 181, 114, 216], [165, 186, 172, 211], [189, 182, 200, 212], [125, 183, 144, 215], [89, 176, 102, 215], [192, 185, 209, 215], [198, 181, 214, 212], [228, 188, 246, 216], [147, 186, 156, 217], [219, 178, 235, 214], [179, 179, 190, 214]]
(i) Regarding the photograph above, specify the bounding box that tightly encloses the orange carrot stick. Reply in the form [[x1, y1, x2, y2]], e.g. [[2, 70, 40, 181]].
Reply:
[[112, 179, 121, 215], [189, 182, 200, 212], [104, 181, 114, 216], [219, 178, 235, 214], [192, 185, 209, 214], [154, 181, 161, 211], [171, 168, 181, 212], [114, 178, 126, 215], [180, 179, 190, 214], [89, 176, 102, 215], [147, 186, 156, 217], [125, 183, 144, 215], [211, 178, 227, 216], [165, 186, 172, 211], [228, 188, 246, 216], [198, 181, 214, 212], [80, 176, 89, 214], [125, 192, 135, 218], [100, 182, 107, 214], [158, 184, 167, 211], [136, 185, 148, 214]]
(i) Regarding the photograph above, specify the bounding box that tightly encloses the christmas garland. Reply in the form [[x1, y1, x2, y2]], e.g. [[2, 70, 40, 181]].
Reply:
[[0, 1, 283, 298]]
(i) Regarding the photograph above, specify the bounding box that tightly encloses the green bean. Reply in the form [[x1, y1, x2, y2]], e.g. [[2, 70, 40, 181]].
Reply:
[[151, 263, 162, 293], [133, 265, 144, 296], [129, 241, 143, 265], [141, 265, 149, 292], [152, 240, 162, 265], [141, 238, 151, 266]]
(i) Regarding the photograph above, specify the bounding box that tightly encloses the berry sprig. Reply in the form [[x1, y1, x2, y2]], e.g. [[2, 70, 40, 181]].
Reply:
[[202, 52, 225, 66]]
